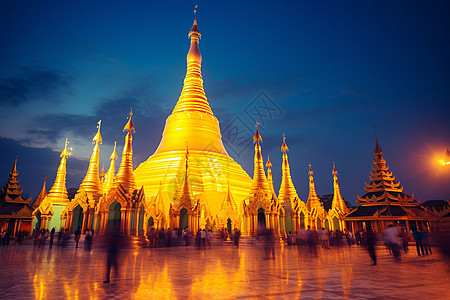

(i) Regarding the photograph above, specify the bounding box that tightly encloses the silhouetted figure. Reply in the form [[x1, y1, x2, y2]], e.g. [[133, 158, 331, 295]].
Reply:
[[182, 227, 192, 246], [74, 227, 81, 248], [305, 226, 317, 255], [412, 228, 424, 255], [49, 228, 56, 249], [385, 225, 401, 260], [85, 228, 92, 251], [422, 230, 432, 255], [263, 229, 275, 260], [104, 228, 126, 284], [400, 229, 410, 253], [233, 228, 241, 248], [366, 226, 377, 265]]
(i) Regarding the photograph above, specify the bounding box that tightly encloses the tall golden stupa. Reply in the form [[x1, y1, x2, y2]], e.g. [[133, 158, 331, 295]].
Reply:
[[134, 15, 252, 217]]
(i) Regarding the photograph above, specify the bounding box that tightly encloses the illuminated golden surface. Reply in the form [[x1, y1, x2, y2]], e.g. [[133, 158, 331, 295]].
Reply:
[[278, 135, 300, 206], [78, 121, 103, 195], [2, 241, 450, 299], [134, 18, 251, 216], [249, 127, 270, 197], [306, 164, 321, 211], [114, 110, 136, 191], [46, 138, 69, 204], [103, 142, 118, 193]]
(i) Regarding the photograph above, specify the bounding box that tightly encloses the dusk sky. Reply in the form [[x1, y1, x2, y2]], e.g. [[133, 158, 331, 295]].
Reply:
[[1, 1, 449, 204]]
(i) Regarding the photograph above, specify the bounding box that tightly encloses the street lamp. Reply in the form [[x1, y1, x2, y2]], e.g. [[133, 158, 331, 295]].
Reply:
[[439, 148, 450, 166]]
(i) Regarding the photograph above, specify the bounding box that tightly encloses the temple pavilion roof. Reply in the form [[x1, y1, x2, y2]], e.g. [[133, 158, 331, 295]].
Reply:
[[356, 135, 416, 206]]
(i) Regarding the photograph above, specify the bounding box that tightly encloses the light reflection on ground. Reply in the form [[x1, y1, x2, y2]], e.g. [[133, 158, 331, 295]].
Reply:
[[0, 239, 449, 299]]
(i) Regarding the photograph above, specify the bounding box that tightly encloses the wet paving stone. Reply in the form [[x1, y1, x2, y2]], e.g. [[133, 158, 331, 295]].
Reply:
[[0, 239, 449, 299]]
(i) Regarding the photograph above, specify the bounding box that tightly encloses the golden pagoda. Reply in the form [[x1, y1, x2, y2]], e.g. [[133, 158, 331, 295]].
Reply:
[[277, 134, 306, 233], [31, 176, 47, 210], [326, 163, 348, 232], [306, 164, 326, 230], [103, 142, 118, 193], [95, 110, 145, 235], [64, 121, 104, 233], [33, 139, 70, 230], [134, 14, 252, 229], [243, 125, 283, 236], [345, 134, 437, 233]]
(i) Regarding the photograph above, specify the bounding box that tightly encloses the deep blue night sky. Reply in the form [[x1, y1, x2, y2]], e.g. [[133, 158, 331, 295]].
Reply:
[[1, 0, 449, 204]]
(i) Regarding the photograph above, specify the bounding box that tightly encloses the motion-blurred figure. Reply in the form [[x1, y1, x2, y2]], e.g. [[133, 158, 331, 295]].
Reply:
[[366, 226, 377, 265], [104, 228, 123, 284], [385, 225, 401, 260]]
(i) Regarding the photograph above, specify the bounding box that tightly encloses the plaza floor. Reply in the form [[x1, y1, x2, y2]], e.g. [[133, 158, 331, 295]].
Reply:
[[0, 238, 449, 299]]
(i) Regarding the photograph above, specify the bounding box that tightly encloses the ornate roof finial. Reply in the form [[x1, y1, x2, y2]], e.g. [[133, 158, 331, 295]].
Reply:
[[61, 138, 69, 158], [309, 163, 313, 176], [110, 142, 118, 160], [266, 155, 272, 168], [123, 108, 135, 133], [332, 161, 337, 176], [253, 122, 263, 143], [189, 5, 201, 40], [93, 120, 103, 144], [373, 124, 382, 154], [281, 133, 289, 153]]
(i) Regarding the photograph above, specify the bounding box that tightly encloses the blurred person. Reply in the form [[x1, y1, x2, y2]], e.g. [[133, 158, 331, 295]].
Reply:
[[385, 225, 401, 260], [85, 228, 92, 251], [233, 228, 241, 248], [57, 228, 64, 246], [74, 227, 81, 248], [49, 228, 56, 249], [305, 226, 317, 256], [355, 230, 362, 247], [319, 228, 329, 249], [422, 230, 432, 255], [412, 228, 424, 256], [400, 228, 410, 253], [103, 228, 123, 284], [366, 226, 377, 265], [196, 230, 201, 249], [200, 229, 206, 249], [287, 231, 292, 246], [206, 230, 213, 249], [182, 226, 191, 246], [346, 230, 353, 247], [263, 228, 275, 260]]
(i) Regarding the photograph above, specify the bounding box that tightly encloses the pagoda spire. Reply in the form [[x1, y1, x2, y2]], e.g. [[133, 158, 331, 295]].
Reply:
[[266, 155, 276, 195], [32, 176, 47, 209], [104, 142, 118, 193], [357, 134, 413, 205], [78, 120, 103, 195], [250, 123, 270, 196], [278, 134, 299, 205], [0, 155, 29, 204], [306, 163, 321, 211], [172, 8, 213, 116], [47, 138, 70, 204], [174, 147, 193, 203], [331, 162, 347, 212], [114, 110, 136, 191]]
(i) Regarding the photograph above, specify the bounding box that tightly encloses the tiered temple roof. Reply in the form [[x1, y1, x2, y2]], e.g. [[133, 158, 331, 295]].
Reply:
[[347, 135, 434, 220], [0, 157, 33, 220], [357, 135, 415, 206]]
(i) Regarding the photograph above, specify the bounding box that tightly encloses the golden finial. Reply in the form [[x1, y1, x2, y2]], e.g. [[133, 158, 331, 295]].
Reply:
[[309, 163, 313, 176], [189, 5, 201, 39], [281, 133, 289, 153], [110, 141, 118, 160], [253, 122, 263, 143], [332, 161, 338, 176], [123, 108, 135, 133], [61, 138, 69, 158], [266, 155, 272, 168], [92, 120, 103, 144]]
